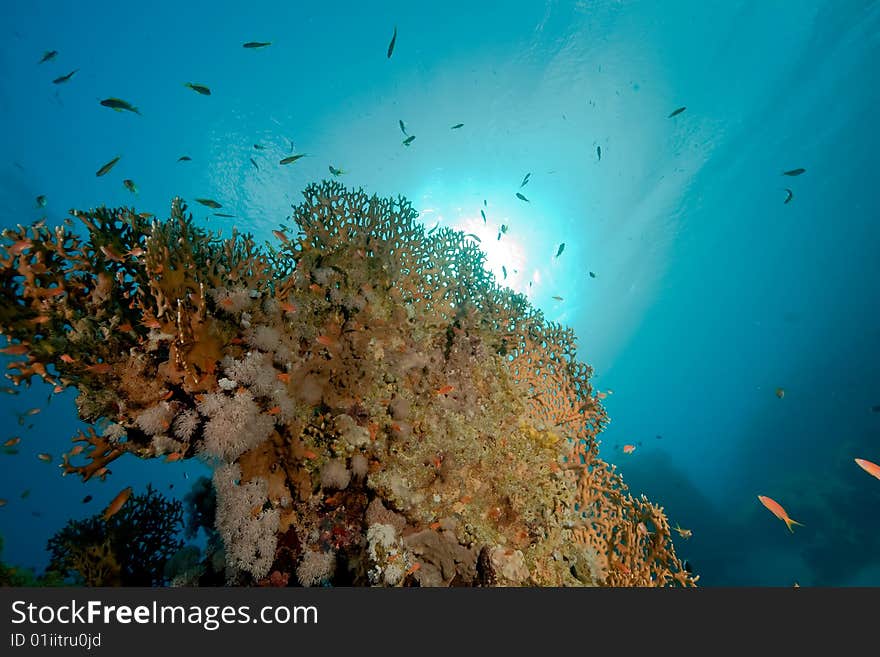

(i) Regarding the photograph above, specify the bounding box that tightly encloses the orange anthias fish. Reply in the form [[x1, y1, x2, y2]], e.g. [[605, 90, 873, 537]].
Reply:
[[436, 385, 455, 395], [757, 495, 804, 533], [315, 335, 336, 347], [36, 453, 52, 462], [854, 458, 880, 481], [622, 444, 636, 454], [3, 437, 21, 447], [672, 523, 693, 539], [0, 344, 29, 355], [103, 486, 133, 521]]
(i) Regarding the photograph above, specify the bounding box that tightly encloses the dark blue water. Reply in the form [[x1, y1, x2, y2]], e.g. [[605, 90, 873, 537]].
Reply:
[[1, 0, 878, 585]]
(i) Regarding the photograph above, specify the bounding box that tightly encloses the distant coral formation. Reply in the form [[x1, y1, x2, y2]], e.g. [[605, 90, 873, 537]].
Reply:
[[45, 485, 183, 586], [0, 181, 696, 586]]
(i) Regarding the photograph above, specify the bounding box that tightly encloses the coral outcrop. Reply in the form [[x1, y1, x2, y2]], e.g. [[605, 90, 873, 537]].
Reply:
[[0, 181, 696, 586]]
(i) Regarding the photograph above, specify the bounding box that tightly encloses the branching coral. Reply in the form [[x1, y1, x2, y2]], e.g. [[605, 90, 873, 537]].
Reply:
[[45, 485, 184, 586], [0, 181, 696, 587]]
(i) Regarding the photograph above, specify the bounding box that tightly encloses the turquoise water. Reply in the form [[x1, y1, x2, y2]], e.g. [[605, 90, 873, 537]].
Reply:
[[1, 0, 878, 585]]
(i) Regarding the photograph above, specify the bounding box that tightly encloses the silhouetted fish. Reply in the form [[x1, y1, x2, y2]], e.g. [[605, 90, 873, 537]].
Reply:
[[52, 69, 78, 84], [95, 156, 121, 177], [195, 198, 222, 208], [668, 106, 686, 118], [243, 41, 272, 49], [784, 188, 793, 204], [387, 26, 397, 59], [100, 97, 140, 114], [783, 168, 806, 176], [82, 495, 92, 504], [184, 82, 211, 95]]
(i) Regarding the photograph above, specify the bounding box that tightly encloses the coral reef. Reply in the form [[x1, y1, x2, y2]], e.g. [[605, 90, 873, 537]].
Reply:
[[45, 485, 183, 586], [0, 181, 696, 586]]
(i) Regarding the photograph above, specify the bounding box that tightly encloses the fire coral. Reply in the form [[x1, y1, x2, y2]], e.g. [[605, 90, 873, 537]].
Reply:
[[0, 181, 696, 587]]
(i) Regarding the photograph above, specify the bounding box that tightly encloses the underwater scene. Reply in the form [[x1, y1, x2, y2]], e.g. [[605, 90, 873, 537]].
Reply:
[[0, 0, 878, 587]]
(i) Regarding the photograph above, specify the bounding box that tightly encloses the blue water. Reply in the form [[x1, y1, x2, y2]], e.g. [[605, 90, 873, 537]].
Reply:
[[1, 0, 878, 585]]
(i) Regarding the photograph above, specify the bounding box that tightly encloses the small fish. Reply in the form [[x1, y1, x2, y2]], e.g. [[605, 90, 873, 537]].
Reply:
[[516, 192, 529, 202], [656, 434, 663, 440], [86, 363, 112, 375], [250, 157, 259, 171], [871, 405, 880, 413], [450, 123, 464, 129], [387, 26, 397, 59], [589, 271, 597, 278], [272, 229, 289, 243], [0, 344, 28, 355], [213, 212, 236, 218], [854, 458, 880, 481], [784, 188, 793, 204], [165, 452, 184, 462], [597, 145, 601, 161], [100, 97, 140, 114], [520, 173, 531, 188], [329, 165, 345, 176], [36, 195, 47, 207], [184, 82, 211, 96], [123, 179, 138, 194], [95, 156, 121, 177], [37, 452, 52, 462], [757, 495, 803, 533], [399, 119, 407, 135], [103, 486, 133, 520], [783, 168, 806, 176], [315, 335, 336, 348], [672, 523, 692, 539], [622, 444, 636, 454], [775, 387, 785, 399], [243, 41, 272, 49], [552, 295, 563, 301], [403, 135, 416, 146], [52, 69, 78, 84], [20, 489, 30, 499], [195, 198, 222, 208], [3, 437, 20, 447], [463, 233, 481, 243], [502, 266, 507, 280], [0, 499, 5, 507], [82, 495, 92, 504], [280, 153, 307, 165], [668, 106, 687, 118], [1, 386, 19, 395], [253, 144, 266, 150], [177, 155, 192, 162], [480, 209, 486, 223], [39, 50, 58, 64], [436, 385, 455, 395], [555, 243, 565, 258], [25, 407, 41, 417]]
